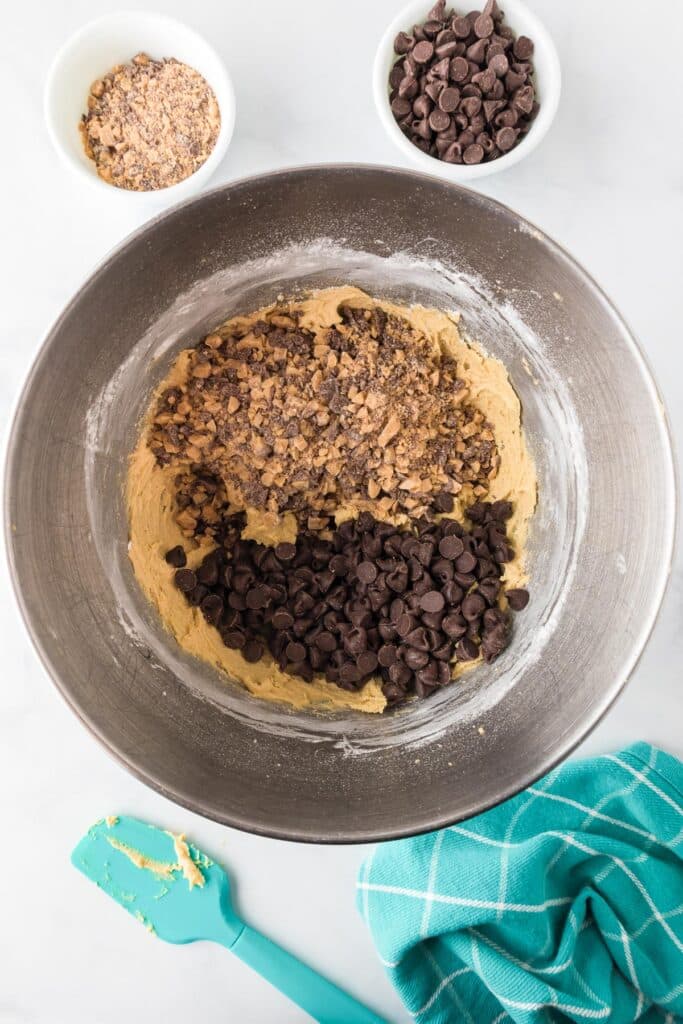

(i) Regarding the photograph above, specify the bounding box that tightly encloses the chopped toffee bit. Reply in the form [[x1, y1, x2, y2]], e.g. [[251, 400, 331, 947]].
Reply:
[[168, 501, 528, 707], [149, 301, 499, 537]]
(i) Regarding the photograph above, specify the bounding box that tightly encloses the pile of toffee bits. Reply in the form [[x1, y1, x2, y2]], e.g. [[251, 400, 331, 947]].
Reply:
[[389, 0, 538, 165], [166, 498, 529, 708], [80, 53, 220, 191], [149, 303, 498, 537]]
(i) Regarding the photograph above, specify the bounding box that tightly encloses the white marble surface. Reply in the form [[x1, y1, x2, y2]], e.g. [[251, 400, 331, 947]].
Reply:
[[1, 1, 681, 1021]]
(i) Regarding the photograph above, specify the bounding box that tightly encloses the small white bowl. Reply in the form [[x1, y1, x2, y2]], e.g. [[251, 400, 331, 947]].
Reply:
[[373, 0, 560, 181], [45, 11, 235, 205]]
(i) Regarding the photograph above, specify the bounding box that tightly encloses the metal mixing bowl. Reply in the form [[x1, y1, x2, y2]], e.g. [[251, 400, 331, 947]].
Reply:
[[5, 166, 676, 842]]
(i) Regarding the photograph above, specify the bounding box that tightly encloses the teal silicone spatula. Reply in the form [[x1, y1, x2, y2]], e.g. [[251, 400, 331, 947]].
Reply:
[[72, 816, 386, 1024]]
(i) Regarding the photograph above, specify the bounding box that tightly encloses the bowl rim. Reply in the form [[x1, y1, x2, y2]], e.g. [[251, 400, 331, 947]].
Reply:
[[372, 0, 562, 181], [43, 9, 236, 201], [4, 164, 678, 843]]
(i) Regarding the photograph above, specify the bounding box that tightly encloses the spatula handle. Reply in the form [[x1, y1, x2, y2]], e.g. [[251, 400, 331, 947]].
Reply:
[[229, 924, 387, 1024]]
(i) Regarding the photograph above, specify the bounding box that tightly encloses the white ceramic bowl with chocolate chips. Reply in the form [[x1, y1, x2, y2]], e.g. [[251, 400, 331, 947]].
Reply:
[[373, 0, 561, 180], [45, 11, 235, 204]]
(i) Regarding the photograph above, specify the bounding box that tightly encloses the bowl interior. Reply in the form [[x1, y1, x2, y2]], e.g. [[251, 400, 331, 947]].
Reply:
[[45, 12, 235, 194], [6, 168, 674, 841], [373, 0, 561, 180]]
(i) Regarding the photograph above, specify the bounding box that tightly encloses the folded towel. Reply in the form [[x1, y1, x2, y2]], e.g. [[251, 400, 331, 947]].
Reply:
[[358, 743, 683, 1023]]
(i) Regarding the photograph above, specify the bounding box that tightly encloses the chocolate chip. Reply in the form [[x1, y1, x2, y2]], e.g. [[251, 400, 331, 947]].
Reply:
[[246, 584, 270, 610], [429, 108, 451, 132], [394, 31, 414, 54], [439, 534, 465, 559], [425, 79, 446, 102], [357, 650, 379, 676], [488, 52, 509, 76], [462, 592, 486, 620], [493, 543, 514, 564], [387, 564, 409, 592], [382, 681, 405, 704], [505, 69, 526, 92], [406, 626, 430, 651], [463, 143, 485, 164], [492, 500, 513, 520], [436, 39, 459, 59], [272, 608, 295, 630], [275, 542, 296, 562], [378, 643, 399, 667], [513, 35, 534, 59], [227, 591, 247, 611], [413, 40, 435, 63], [200, 593, 223, 625], [506, 588, 529, 610], [474, 13, 494, 37], [455, 637, 479, 661], [450, 56, 469, 81], [391, 97, 413, 119], [389, 662, 412, 688], [438, 87, 461, 112], [512, 84, 535, 115], [378, 620, 397, 642], [404, 647, 430, 670], [420, 590, 445, 613], [242, 639, 265, 663], [165, 545, 187, 568], [452, 16, 471, 38], [396, 612, 417, 637], [340, 662, 361, 687], [223, 628, 246, 650], [478, 579, 501, 604], [286, 640, 306, 663], [311, 630, 335, 652], [455, 550, 477, 573], [442, 612, 467, 639], [415, 540, 435, 566], [343, 627, 367, 657], [415, 666, 439, 697], [423, 19, 443, 38], [357, 560, 378, 584], [495, 126, 518, 151], [443, 581, 464, 605], [330, 554, 349, 576], [433, 640, 454, 661], [413, 94, 433, 119], [462, 94, 483, 118], [174, 568, 197, 593], [197, 558, 220, 587], [432, 56, 452, 78], [436, 29, 455, 50], [434, 495, 454, 517], [443, 142, 463, 163]]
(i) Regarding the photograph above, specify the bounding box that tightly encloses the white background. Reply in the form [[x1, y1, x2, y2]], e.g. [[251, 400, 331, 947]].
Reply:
[[1, 1, 681, 1022]]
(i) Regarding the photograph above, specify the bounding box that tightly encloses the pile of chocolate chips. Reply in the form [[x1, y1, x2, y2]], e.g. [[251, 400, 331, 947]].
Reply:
[[167, 500, 529, 707], [389, 0, 538, 165]]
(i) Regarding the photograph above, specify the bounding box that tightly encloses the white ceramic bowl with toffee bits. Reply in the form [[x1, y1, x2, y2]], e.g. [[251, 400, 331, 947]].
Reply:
[[45, 11, 235, 205], [373, 0, 561, 181]]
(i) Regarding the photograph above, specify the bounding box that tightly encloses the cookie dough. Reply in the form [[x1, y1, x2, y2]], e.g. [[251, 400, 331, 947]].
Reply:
[[127, 287, 536, 713]]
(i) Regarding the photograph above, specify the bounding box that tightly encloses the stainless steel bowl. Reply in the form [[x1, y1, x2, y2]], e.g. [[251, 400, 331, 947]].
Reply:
[[5, 166, 676, 842]]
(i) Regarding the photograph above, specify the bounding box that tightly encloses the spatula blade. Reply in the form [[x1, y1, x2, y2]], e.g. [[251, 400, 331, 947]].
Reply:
[[72, 815, 242, 945]]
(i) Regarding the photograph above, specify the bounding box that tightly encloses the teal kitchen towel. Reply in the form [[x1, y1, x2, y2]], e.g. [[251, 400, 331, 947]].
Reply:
[[358, 743, 683, 1023]]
